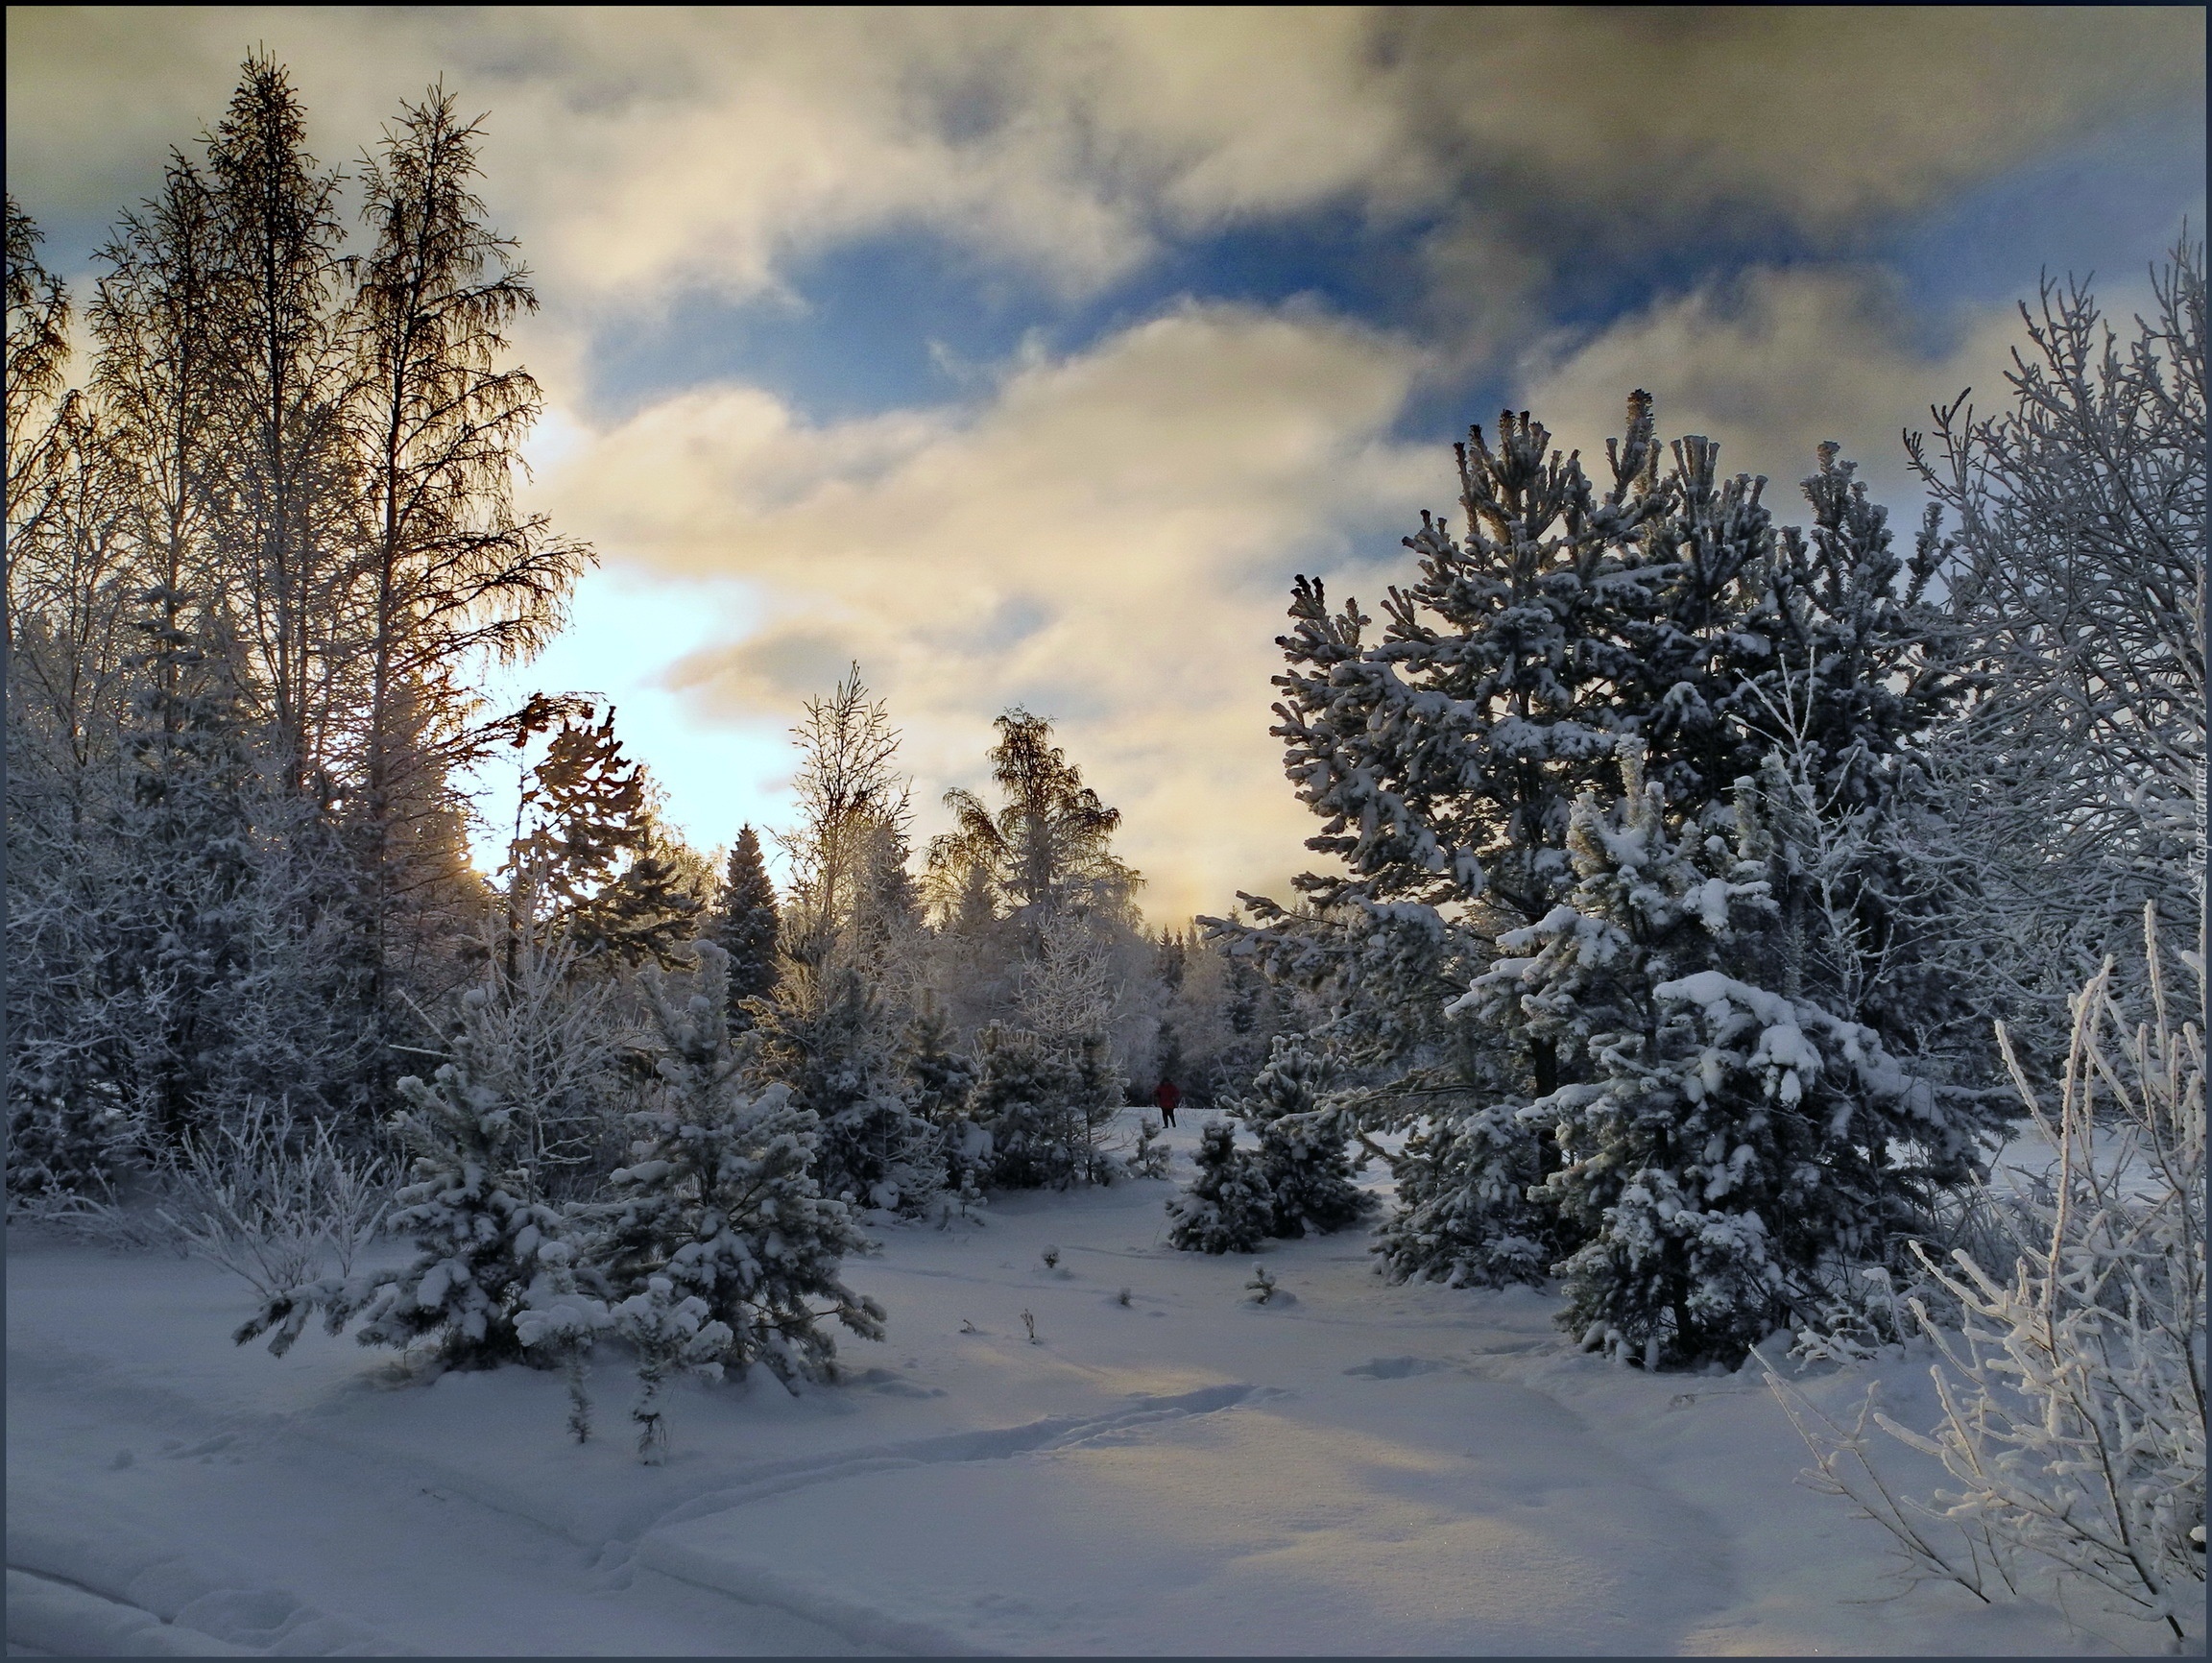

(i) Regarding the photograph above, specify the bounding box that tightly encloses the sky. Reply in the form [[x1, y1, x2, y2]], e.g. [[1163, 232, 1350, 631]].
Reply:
[[9, 7, 2205, 922]]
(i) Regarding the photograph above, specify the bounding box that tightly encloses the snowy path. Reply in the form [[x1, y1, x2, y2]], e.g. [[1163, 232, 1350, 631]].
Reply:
[[8, 1118, 2119, 1655]]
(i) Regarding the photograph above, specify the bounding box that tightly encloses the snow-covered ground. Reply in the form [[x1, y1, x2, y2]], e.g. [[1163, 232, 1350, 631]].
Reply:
[[8, 1112, 2136, 1656]]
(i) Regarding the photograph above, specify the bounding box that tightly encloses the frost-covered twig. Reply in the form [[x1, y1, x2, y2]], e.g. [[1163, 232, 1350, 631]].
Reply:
[[1773, 905, 2204, 1646], [157, 1101, 393, 1300]]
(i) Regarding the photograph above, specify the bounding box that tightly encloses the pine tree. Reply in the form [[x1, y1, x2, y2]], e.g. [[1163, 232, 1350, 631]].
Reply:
[[711, 824, 780, 1024], [965, 1023, 1070, 1190], [1230, 397, 1977, 1301], [962, 1020, 1121, 1192], [899, 1004, 983, 1189], [1165, 1121, 1274, 1254], [597, 942, 886, 1395], [1471, 748, 1978, 1367], [750, 928, 940, 1213], [503, 701, 702, 971], [1372, 1093, 1560, 1289], [347, 983, 573, 1367], [1235, 1036, 1371, 1239]]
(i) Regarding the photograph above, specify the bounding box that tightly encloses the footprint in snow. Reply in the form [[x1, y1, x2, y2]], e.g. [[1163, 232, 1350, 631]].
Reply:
[[1343, 1356, 1449, 1379]]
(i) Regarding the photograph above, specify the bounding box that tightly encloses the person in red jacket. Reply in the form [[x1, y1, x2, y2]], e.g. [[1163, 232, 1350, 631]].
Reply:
[[1152, 1077, 1181, 1129]]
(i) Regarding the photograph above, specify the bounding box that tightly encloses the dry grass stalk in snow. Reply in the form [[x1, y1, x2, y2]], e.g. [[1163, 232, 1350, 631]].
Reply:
[[1771, 905, 2204, 1647]]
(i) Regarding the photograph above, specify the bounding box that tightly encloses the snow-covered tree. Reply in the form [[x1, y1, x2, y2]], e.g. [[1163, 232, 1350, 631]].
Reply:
[[899, 1004, 984, 1192], [1226, 395, 1975, 1312], [964, 1022, 1118, 1192], [751, 667, 944, 1213], [596, 942, 886, 1394], [344, 983, 574, 1367], [1469, 748, 1986, 1366], [747, 930, 940, 1213], [1166, 1121, 1273, 1255], [1372, 1091, 1559, 1289], [1908, 240, 2205, 1049], [1234, 1035, 1370, 1239]]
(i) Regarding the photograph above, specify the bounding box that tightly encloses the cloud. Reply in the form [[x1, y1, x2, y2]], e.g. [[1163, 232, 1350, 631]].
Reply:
[[529, 302, 1441, 921], [1506, 264, 2030, 515], [11, 8, 2197, 919], [11, 8, 2200, 323]]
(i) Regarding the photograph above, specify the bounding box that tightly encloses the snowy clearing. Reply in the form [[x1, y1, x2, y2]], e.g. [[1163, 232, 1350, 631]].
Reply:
[[8, 1114, 2131, 1656]]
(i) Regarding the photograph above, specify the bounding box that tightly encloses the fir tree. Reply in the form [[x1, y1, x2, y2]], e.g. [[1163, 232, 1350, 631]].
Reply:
[[711, 824, 781, 1024], [1165, 1121, 1274, 1255]]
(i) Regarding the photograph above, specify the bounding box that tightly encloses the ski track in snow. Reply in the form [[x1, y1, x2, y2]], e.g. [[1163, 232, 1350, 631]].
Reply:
[[8, 1114, 2128, 1656]]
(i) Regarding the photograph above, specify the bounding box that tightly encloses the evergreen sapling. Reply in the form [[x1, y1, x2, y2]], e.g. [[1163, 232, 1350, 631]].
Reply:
[[598, 941, 886, 1398], [1166, 1121, 1274, 1254]]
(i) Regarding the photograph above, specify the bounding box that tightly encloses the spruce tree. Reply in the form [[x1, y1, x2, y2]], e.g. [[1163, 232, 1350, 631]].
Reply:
[[966, 1023, 1073, 1190], [711, 824, 781, 1024]]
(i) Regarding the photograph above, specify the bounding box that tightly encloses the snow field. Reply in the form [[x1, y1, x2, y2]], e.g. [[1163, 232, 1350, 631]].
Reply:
[[7, 1113, 2128, 1655]]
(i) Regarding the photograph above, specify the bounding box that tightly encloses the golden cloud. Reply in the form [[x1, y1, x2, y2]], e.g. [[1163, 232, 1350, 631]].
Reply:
[[528, 302, 1441, 922]]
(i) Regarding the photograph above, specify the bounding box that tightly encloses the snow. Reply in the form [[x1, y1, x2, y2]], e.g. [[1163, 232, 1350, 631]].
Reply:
[[8, 1112, 2128, 1656]]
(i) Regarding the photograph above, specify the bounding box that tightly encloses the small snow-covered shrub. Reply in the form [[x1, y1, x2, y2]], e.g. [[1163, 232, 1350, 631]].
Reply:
[[612, 1275, 734, 1464], [1772, 909, 2204, 1648], [1122, 1113, 1172, 1180], [159, 1102, 392, 1302]]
